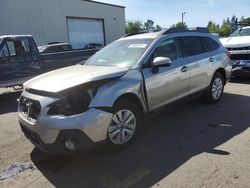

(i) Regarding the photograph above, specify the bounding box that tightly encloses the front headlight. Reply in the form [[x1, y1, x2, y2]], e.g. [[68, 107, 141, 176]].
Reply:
[[47, 87, 96, 116]]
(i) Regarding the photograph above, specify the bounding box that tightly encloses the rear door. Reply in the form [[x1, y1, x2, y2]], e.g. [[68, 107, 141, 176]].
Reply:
[[179, 36, 211, 94], [142, 38, 190, 110]]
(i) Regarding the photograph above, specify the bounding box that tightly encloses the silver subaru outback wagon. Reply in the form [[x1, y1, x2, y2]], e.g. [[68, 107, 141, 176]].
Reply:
[[18, 27, 232, 153]]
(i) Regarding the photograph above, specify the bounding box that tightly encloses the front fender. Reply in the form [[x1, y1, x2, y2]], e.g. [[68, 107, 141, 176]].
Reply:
[[89, 69, 147, 111]]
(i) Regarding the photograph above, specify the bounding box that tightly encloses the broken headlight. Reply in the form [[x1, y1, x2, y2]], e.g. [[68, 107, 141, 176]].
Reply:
[[47, 87, 96, 116]]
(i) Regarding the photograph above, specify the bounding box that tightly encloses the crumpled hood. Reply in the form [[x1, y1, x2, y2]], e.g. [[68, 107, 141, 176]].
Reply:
[[24, 65, 128, 93], [220, 36, 250, 48]]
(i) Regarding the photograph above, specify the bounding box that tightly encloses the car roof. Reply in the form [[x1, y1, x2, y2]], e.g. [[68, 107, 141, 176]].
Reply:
[[122, 31, 162, 40], [121, 27, 211, 40], [0, 34, 33, 40]]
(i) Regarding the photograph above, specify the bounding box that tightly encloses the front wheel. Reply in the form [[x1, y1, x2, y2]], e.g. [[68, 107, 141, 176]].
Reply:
[[204, 72, 225, 104], [107, 99, 141, 148]]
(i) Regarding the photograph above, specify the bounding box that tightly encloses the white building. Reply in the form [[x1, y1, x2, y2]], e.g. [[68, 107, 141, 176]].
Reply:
[[0, 0, 125, 48]]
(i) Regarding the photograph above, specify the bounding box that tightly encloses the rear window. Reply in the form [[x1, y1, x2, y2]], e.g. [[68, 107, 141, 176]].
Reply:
[[200, 37, 220, 52], [180, 36, 203, 57], [7, 41, 16, 56]]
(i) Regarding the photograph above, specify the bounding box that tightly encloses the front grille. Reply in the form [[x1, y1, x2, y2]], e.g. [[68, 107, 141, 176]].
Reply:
[[20, 97, 41, 123], [230, 54, 250, 60]]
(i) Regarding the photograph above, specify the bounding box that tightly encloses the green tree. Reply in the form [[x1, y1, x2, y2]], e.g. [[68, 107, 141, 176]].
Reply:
[[144, 19, 155, 32], [126, 19, 162, 34], [155, 25, 162, 31], [207, 21, 219, 33], [241, 16, 250, 25], [220, 20, 231, 37], [171, 22, 188, 29], [206, 15, 250, 37], [126, 20, 143, 34]]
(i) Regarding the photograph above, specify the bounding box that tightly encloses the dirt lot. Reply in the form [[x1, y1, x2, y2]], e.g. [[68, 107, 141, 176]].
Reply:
[[0, 79, 250, 188]]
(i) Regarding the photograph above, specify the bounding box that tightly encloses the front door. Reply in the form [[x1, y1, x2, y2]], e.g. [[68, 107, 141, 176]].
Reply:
[[142, 38, 190, 111]]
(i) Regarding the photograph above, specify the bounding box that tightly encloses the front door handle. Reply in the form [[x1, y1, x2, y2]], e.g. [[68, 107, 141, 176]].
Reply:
[[181, 66, 189, 72]]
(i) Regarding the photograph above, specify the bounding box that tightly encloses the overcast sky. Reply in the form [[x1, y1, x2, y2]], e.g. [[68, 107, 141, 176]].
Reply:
[[96, 0, 250, 28]]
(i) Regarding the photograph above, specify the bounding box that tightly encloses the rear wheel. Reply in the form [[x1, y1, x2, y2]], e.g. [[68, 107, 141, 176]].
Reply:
[[107, 99, 141, 148], [204, 72, 225, 104]]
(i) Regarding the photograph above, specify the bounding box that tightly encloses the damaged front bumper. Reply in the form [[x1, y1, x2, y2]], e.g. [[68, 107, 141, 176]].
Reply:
[[231, 60, 250, 77], [18, 91, 113, 153], [229, 49, 250, 77]]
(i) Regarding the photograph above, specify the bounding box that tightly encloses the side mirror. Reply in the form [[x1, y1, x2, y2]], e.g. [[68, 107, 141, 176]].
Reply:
[[153, 57, 171, 67]]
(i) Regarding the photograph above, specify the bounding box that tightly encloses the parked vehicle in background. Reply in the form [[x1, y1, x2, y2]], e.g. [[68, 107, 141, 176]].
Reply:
[[220, 26, 250, 77], [0, 35, 98, 88], [18, 27, 231, 154], [38, 43, 73, 53], [83, 43, 103, 49]]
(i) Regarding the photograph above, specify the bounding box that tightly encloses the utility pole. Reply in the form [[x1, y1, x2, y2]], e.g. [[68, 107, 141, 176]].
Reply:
[[181, 12, 186, 24]]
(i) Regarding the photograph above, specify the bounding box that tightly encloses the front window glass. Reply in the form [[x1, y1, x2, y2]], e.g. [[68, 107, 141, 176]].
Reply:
[[230, 28, 250, 37], [85, 39, 153, 68], [154, 38, 181, 61]]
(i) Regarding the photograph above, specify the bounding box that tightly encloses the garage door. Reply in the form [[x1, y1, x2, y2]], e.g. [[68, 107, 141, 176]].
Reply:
[[67, 17, 105, 49]]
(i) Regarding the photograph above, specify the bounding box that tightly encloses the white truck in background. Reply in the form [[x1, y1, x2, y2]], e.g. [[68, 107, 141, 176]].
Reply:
[[220, 26, 250, 77]]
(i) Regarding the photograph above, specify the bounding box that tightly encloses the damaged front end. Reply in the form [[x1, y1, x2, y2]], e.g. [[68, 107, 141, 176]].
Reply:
[[226, 47, 250, 77], [47, 83, 98, 116], [18, 80, 115, 153], [18, 66, 146, 153]]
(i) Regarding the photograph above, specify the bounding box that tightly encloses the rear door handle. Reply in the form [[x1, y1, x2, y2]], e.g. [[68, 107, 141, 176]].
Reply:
[[209, 57, 214, 62], [181, 66, 189, 72]]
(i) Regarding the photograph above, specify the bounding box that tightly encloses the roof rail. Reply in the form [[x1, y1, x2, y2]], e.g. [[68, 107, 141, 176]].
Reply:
[[189, 27, 210, 33], [162, 27, 209, 35]]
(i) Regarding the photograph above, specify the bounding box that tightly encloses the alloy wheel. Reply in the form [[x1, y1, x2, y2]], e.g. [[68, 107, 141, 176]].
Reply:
[[212, 77, 223, 100], [108, 109, 136, 145]]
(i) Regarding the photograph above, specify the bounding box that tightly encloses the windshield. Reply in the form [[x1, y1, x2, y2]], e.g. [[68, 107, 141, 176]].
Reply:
[[85, 38, 153, 68], [230, 27, 250, 37]]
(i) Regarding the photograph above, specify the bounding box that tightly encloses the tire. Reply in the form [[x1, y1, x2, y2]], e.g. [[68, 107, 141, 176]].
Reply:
[[204, 72, 225, 104], [107, 99, 141, 149]]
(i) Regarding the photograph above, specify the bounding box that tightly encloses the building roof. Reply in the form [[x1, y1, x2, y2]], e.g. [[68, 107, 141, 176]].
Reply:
[[83, 0, 125, 8]]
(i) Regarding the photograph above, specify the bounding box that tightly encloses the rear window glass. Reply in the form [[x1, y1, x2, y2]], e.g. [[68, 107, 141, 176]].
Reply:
[[200, 37, 220, 52], [181, 36, 203, 57], [14, 39, 32, 56], [7, 41, 16, 56]]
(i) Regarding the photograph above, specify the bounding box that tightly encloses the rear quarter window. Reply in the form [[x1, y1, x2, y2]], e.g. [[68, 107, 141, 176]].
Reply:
[[200, 37, 220, 52], [180, 36, 204, 57]]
